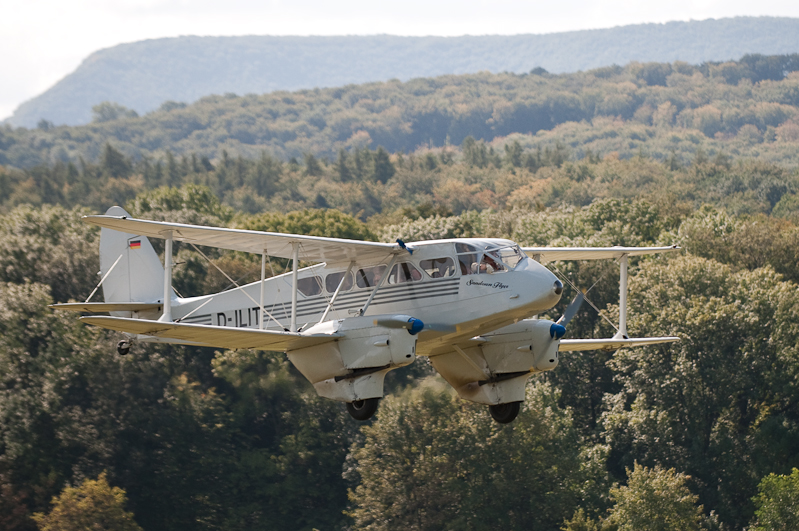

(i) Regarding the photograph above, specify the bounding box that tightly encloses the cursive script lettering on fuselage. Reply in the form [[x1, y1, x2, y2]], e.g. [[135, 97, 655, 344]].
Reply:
[[466, 279, 509, 289]]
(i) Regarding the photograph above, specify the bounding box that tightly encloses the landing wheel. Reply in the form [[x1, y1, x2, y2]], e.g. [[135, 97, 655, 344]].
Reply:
[[116, 339, 131, 356], [489, 402, 521, 424], [346, 398, 380, 421]]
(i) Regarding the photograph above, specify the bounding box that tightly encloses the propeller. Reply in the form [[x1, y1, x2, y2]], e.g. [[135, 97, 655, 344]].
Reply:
[[550, 292, 585, 339], [374, 315, 456, 335]]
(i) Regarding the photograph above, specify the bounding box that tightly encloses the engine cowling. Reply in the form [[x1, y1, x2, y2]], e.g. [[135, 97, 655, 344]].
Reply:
[[429, 319, 561, 405], [287, 316, 418, 402]]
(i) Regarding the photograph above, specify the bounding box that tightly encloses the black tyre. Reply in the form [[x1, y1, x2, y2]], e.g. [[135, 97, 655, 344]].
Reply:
[[346, 398, 380, 421], [116, 340, 130, 356], [489, 401, 521, 424]]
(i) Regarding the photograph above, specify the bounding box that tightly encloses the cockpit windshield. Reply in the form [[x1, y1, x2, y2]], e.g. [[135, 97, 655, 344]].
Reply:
[[493, 245, 526, 269], [455, 242, 526, 275]]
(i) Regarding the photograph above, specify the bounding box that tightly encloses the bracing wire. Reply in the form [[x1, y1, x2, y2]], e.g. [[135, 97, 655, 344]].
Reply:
[[548, 262, 619, 332]]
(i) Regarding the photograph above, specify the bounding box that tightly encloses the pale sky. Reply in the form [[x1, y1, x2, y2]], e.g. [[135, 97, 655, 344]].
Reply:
[[2, 0, 799, 121]]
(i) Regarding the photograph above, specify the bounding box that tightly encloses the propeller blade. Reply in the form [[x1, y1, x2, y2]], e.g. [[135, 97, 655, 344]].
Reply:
[[373, 315, 425, 335], [556, 292, 585, 327], [424, 322, 457, 333], [373, 315, 455, 335]]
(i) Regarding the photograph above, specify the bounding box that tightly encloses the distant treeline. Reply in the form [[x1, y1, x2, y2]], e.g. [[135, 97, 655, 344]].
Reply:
[[3, 54, 799, 169], [2, 137, 798, 225]]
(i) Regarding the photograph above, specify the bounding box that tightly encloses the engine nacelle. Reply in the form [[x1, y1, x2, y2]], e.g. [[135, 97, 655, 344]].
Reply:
[[429, 319, 560, 405], [287, 316, 417, 402], [481, 319, 560, 373]]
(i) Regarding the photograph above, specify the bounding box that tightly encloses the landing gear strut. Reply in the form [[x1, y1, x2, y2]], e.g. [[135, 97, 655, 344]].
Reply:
[[489, 402, 521, 424], [116, 339, 131, 356], [346, 398, 380, 421]]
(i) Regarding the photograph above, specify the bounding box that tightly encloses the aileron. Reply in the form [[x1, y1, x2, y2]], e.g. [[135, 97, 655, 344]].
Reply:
[[559, 336, 680, 352], [522, 245, 680, 263]]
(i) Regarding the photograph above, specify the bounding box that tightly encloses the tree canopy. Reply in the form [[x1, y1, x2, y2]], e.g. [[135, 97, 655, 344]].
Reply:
[[1, 55, 799, 531]]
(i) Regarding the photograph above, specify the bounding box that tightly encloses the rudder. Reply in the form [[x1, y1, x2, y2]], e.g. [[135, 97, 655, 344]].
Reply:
[[100, 206, 165, 303]]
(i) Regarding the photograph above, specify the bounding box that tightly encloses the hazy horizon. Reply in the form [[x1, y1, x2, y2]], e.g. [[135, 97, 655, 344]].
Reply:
[[3, 0, 799, 121]]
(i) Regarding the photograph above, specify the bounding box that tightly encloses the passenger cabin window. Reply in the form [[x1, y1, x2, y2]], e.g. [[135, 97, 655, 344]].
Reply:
[[356, 265, 387, 288], [420, 257, 455, 278], [388, 262, 422, 284], [325, 271, 353, 293], [297, 276, 323, 296]]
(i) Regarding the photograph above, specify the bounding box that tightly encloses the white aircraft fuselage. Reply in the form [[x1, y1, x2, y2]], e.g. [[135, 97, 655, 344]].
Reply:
[[168, 238, 562, 356]]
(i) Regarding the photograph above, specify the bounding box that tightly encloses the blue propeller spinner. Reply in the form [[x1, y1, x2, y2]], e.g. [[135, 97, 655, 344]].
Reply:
[[551, 292, 585, 339]]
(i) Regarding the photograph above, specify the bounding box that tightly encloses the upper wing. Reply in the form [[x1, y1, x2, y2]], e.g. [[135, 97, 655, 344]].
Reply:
[[81, 316, 339, 351], [559, 336, 680, 352], [83, 214, 399, 263], [522, 245, 680, 264]]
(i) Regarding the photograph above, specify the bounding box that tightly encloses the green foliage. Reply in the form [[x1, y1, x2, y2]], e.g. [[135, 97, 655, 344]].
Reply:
[[0, 205, 99, 302], [3, 54, 799, 531], [677, 206, 799, 283], [348, 380, 609, 530], [606, 464, 703, 531], [32, 472, 141, 531], [127, 183, 232, 224], [210, 349, 356, 530], [602, 254, 799, 527], [240, 208, 375, 241], [752, 468, 799, 530]]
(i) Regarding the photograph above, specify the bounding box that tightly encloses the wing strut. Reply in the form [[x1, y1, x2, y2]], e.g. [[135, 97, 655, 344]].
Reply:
[[159, 230, 173, 323], [260, 250, 266, 330], [290, 242, 299, 332], [320, 261, 355, 324], [85, 253, 122, 303], [613, 254, 628, 339], [360, 254, 397, 316]]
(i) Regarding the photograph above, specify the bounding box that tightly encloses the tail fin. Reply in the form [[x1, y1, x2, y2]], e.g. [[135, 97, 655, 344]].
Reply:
[[100, 206, 165, 303]]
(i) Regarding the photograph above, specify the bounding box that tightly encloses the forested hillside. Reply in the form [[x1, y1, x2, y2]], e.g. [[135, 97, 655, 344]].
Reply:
[[4, 53, 799, 171], [2, 54, 799, 530], [8, 17, 799, 128]]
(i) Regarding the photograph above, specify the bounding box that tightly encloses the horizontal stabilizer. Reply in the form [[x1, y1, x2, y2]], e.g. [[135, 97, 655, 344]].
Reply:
[[80, 316, 339, 351], [51, 302, 162, 313], [522, 245, 680, 263], [559, 336, 679, 352]]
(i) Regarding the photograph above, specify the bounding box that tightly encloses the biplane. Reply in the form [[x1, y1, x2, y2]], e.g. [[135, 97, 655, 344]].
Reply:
[[53, 206, 680, 424]]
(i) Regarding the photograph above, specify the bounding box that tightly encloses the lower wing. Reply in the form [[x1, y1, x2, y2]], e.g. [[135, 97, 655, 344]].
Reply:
[[559, 336, 679, 352], [51, 302, 162, 313], [80, 316, 338, 351]]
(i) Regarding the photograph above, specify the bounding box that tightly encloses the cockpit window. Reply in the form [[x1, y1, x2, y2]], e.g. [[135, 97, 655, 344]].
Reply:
[[420, 257, 455, 278], [456, 242, 526, 275], [480, 250, 505, 274], [495, 245, 526, 269]]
